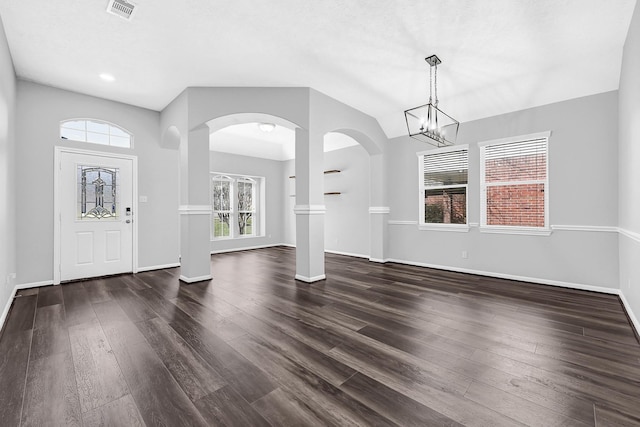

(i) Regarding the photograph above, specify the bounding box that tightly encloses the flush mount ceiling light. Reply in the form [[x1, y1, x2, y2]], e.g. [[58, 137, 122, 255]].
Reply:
[[99, 73, 115, 82], [404, 55, 459, 147], [258, 123, 276, 133]]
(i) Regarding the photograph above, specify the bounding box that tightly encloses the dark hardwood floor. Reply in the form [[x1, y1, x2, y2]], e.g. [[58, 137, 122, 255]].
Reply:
[[1, 246, 639, 426]]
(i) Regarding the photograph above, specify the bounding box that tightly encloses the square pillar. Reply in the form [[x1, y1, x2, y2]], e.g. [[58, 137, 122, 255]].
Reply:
[[294, 128, 326, 282], [178, 126, 212, 283]]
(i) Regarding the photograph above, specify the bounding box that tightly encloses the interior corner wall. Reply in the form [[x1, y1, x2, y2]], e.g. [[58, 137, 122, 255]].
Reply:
[[323, 145, 370, 257], [283, 144, 371, 258], [618, 0, 640, 327], [15, 81, 180, 285], [0, 14, 17, 320], [210, 151, 285, 252], [386, 91, 620, 290]]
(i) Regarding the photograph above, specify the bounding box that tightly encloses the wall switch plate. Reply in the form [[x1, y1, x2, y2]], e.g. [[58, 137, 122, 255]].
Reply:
[[462, 251, 468, 259], [139, 195, 148, 203]]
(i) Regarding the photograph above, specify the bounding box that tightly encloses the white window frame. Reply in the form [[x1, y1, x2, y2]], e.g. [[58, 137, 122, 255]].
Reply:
[[60, 119, 133, 148], [417, 144, 469, 232], [211, 175, 234, 239], [211, 173, 264, 240], [479, 131, 551, 236]]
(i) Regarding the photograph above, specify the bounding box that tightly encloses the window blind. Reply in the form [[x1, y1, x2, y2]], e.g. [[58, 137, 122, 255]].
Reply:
[[483, 138, 546, 161], [423, 148, 468, 186]]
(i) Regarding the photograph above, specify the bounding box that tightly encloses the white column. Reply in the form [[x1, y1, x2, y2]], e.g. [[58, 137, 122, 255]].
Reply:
[[369, 207, 390, 262], [294, 127, 326, 282], [369, 153, 388, 262], [178, 126, 212, 283]]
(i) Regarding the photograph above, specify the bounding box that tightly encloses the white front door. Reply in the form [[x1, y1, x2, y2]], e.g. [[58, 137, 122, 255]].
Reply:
[[58, 150, 134, 281]]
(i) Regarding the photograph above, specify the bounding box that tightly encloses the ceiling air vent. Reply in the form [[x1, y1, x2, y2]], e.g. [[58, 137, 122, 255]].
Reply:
[[106, 0, 136, 20]]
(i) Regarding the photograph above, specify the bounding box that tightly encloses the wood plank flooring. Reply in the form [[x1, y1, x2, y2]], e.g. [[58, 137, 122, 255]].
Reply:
[[1, 246, 639, 426]]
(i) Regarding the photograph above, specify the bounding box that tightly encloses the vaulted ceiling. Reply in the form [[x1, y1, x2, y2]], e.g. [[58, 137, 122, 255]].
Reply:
[[0, 0, 635, 138]]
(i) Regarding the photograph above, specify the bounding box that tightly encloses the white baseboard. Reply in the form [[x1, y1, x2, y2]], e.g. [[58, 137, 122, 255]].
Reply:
[[211, 243, 283, 255], [384, 258, 619, 295], [137, 263, 181, 273], [280, 243, 295, 248], [0, 287, 18, 334], [16, 280, 54, 289], [295, 274, 326, 283], [179, 274, 213, 283], [369, 258, 387, 263], [619, 291, 640, 338], [324, 249, 368, 259]]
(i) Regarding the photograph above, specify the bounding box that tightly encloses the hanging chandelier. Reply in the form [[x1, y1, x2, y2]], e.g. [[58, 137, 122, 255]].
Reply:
[[404, 55, 459, 147]]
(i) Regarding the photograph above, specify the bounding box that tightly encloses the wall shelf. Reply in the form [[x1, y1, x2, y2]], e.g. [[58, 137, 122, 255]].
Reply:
[[289, 169, 341, 179], [289, 192, 342, 197]]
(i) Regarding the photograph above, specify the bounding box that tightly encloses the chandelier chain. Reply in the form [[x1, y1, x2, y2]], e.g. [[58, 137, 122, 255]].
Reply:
[[428, 62, 433, 104], [434, 63, 439, 107]]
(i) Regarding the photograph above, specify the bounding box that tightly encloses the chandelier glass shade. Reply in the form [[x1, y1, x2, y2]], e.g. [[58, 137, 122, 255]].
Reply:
[[404, 55, 459, 147]]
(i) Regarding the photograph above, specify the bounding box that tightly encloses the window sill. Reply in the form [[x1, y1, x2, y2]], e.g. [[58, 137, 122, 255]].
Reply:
[[211, 234, 264, 241], [418, 224, 470, 232], [479, 226, 551, 236]]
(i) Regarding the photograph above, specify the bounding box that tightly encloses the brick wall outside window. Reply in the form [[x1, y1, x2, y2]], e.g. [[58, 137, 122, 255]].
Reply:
[[484, 152, 546, 227]]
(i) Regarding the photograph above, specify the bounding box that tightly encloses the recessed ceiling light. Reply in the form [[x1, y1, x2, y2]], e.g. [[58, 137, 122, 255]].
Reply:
[[99, 73, 115, 82], [258, 123, 276, 133]]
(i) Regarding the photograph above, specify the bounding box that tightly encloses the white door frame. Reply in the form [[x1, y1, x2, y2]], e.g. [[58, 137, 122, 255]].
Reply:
[[54, 146, 139, 285]]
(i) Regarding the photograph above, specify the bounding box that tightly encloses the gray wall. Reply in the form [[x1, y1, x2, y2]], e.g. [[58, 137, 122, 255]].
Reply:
[[387, 91, 620, 290], [0, 15, 16, 317], [15, 81, 180, 284], [283, 144, 371, 258], [209, 151, 285, 252], [618, 1, 640, 323], [323, 145, 370, 257]]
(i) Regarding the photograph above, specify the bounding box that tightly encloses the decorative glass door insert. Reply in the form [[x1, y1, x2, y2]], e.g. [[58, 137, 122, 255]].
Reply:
[[77, 165, 119, 220]]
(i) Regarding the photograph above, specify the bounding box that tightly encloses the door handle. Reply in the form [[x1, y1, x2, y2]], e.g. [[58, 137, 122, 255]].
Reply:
[[126, 219, 132, 224]]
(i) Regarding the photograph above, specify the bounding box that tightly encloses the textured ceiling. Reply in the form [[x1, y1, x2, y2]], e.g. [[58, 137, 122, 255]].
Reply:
[[0, 0, 635, 138]]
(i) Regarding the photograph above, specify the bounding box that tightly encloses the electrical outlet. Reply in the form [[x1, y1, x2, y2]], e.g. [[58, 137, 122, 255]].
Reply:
[[6, 273, 16, 285], [462, 251, 468, 259]]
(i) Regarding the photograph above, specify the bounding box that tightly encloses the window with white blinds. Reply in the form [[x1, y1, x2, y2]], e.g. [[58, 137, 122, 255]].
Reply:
[[418, 145, 469, 228], [479, 132, 549, 232]]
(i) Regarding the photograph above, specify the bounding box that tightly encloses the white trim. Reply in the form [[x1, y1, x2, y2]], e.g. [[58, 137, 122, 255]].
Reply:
[[178, 205, 212, 215], [325, 249, 369, 259], [619, 291, 640, 339], [280, 243, 296, 248], [54, 147, 139, 285], [137, 263, 181, 272], [293, 205, 326, 215], [368, 207, 390, 214], [619, 227, 640, 243], [0, 287, 18, 331], [384, 258, 619, 295], [179, 274, 213, 283], [295, 274, 326, 283], [479, 226, 552, 236], [469, 222, 479, 227], [16, 280, 54, 289], [477, 131, 552, 147], [418, 224, 470, 232], [552, 225, 618, 233], [388, 220, 418, 225], [211, 243, 282, 254], [416, 143, 469, 157], [369, 258, 387, 263]]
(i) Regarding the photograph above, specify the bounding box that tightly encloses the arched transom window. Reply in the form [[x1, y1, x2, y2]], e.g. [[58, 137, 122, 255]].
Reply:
[[60, 119, 132, 148]]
